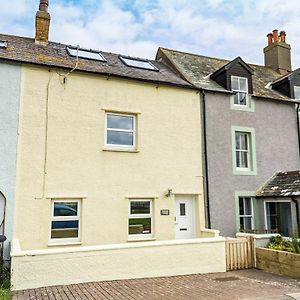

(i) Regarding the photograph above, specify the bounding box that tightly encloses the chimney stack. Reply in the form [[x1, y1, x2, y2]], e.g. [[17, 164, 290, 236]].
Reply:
[[35, 0, 50, 45], [263, 29, 291, 75]]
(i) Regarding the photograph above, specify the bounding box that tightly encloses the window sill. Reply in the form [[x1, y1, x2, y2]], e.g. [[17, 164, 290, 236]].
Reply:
[[233, 169, 257, 176], [48, 241, 82, 247], [102, 147, 139, 153], [127, 237, 156, 242]]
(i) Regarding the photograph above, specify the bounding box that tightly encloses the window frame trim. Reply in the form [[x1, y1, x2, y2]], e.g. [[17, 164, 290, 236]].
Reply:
[[128, 199, 153, 239], [234, 191, 256, 232], [49, 199, 81, 244], [104, 112, 136, 149], [230, 76, 254, 112], [231, 126, 257, 176]]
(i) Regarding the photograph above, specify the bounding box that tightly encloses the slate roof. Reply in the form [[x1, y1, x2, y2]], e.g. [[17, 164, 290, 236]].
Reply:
[[256, 171, 300, 197], [0, 34, 193, 89], [157, 47, 299, 103]]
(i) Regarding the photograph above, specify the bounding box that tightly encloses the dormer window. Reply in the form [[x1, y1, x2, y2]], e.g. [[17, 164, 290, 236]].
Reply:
[[294, 86, 300, 99], [231, 76, 248, 106]]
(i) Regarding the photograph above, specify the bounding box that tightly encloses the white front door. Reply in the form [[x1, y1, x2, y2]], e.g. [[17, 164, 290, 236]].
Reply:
[[175, 195, 196, 239]]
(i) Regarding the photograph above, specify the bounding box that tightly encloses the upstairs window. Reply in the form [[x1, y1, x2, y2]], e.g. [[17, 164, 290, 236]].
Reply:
[[105, 113, 136, 148], [232, 126, 257, 175], [231, 76, 248, 106], [294, 86, 300, 99], [235, 132, 250, 170], [67, 46, 106, 62], [120, 55, 158, 71]]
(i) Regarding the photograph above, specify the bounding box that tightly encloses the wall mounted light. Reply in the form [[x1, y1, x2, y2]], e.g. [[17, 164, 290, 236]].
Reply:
[[166, 189, 172, 197]]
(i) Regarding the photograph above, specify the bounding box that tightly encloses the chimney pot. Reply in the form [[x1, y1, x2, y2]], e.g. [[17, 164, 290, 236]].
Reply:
[[39, 0, 49, 12], [273, 29, 279, 42], [279, 30, 286, 43], [267, 33, 273, 45]]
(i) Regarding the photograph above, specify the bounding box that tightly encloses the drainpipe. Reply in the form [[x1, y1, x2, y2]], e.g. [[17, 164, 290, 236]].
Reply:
[[292, 197, 300, 233], [200, 89, 211, 228], [296, 103, 300, 164]]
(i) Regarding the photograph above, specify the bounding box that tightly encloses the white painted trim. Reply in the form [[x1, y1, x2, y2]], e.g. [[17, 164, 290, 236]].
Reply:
[[11, 237, 226, 257], [49, 199, 81, 244], [104, 112, 136, 149]]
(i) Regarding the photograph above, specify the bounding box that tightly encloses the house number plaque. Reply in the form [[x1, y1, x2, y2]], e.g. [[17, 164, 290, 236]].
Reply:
[[160, 209, 170, 215]]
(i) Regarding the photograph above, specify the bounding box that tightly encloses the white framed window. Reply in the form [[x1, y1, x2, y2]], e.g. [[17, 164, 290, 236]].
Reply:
[[50, 200, 81, 243], [128, 199, 152, 238], [294, 86, 300, 99], [235, 131, 250, 170], [231, 76, 248, 106], [238, 196, 253, 231], [105, 113, 136, 148], [232, 126, 257, 176]]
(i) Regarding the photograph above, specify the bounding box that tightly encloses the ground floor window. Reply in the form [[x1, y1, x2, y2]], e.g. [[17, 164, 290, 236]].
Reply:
[[50, 200, 81, 242], [265, 201, 292, 236], [128, 199, 152, 238], [238, 196, 253, 231]]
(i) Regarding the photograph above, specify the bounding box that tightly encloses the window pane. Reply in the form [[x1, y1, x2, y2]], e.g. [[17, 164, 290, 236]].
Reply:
[[107, 114, 133, 130], [180, 203, 186, 216], [130, 201, 150, 214], [239, 78, 247, 92], [107, 131, 134, 146], [51, 220, 79, 239], [129, 218, 151, 235], [236, 132, 248, 150], [231, 77, 239, 90], [121, 57, 157, 70], [67, 47, 106, 62], [239, 198, 244, 215], [240, 217, 252, 231], [244, 197, 252, 215], [236, 151, 248, 168], [54, 202, 78, 216], [237, 92, 247, 105], [294, 86, 300, 99]]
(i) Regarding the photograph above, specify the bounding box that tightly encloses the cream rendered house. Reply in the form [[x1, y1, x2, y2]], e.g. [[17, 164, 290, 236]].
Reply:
[[3, 1, 225, 290]]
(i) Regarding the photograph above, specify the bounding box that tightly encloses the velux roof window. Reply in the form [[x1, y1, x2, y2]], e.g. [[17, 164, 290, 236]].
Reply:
[[67, 46, 106, 62], [0, 41, 7, 49], [119, 55, 158, 71]]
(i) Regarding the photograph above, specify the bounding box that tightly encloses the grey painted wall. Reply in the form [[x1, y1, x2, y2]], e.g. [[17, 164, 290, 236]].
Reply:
[[205, 93, 299, 236], [0, 62, 21, 259]]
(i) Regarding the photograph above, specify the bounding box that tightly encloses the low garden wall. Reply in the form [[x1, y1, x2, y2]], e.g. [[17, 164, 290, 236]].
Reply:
[[256, 247, 300, 278], [11, 237, 226, 290]]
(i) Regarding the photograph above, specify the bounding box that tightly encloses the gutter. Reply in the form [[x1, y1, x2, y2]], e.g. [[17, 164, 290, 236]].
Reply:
[[200, 89, 211, 228]]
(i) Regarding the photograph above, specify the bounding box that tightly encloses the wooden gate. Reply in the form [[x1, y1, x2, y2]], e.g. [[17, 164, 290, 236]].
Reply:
[[226, 236, 255, 271]]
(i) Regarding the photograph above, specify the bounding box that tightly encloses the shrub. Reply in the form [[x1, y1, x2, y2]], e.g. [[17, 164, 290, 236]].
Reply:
[[267, 235, 300, 254]]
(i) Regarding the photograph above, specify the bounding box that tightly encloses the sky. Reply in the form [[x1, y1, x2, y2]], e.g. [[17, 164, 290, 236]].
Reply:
[[1, 0, 300, 67]]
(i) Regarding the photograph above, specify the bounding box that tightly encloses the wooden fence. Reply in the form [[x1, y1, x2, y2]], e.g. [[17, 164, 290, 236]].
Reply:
[[226, 236, 255, 271]]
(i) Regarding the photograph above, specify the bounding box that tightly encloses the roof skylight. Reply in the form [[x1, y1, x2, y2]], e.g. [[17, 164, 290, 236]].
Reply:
[[0, 41, 7, 49], [120, 56, 158, 71], [67, 46, 106, 62]]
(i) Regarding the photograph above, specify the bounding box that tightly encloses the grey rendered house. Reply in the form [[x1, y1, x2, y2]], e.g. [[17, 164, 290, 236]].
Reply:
[[157, 30, 300, 237]]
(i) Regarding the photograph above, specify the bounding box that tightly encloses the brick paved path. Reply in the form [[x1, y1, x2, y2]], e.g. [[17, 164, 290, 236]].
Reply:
[[13, 269, 300, 300]]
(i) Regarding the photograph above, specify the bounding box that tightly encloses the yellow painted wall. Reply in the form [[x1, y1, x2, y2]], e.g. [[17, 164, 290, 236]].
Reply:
[[13, 65, 204, 250], [11, 238, 226, 290]]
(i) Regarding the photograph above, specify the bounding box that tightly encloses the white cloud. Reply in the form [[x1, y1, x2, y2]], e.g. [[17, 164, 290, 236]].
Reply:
[[1, 0, 300, 67]]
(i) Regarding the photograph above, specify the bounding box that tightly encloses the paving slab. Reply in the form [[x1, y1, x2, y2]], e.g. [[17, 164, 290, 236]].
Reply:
[[13, 269, 300, 300]]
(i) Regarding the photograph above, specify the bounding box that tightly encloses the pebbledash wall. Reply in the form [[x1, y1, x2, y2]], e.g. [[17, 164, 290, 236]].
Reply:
[[11, 64, 226, 290], [0, 62, 21, 260], [205, 92, 299, 237]]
